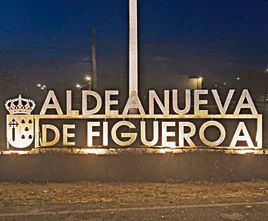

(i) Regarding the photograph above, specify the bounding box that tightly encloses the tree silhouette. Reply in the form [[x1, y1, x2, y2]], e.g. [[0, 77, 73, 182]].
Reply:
[[237, 68, 268, 111]]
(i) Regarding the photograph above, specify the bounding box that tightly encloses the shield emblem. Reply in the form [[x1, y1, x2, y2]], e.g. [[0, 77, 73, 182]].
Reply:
[[7, 115, 34, 149]]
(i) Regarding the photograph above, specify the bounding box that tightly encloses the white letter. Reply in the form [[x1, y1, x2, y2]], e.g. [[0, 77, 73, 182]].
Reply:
[[179, 122, 196, 147], [173, 89, 191, 115], [111, 121, 137, 146], [82, 91, 102, 115], [234, 90, 258, 115], [66, 91, 79, 115], [87, 122, 100, 147], [105, 90, 119, 115], [162, 122, 176, 147], [40, 91, 63, 115], [149, 90, 169, 115], [212, 90, 235, 115], [199, 121, 226, 147], [230, 122, 254, 148], [194, 90, 208, 116], [103, 121, 108, 146], [42, 124, 60, 147], [140, 121, 159, 147], [123, 90, 145, 115], [63, 124, 75, 146]]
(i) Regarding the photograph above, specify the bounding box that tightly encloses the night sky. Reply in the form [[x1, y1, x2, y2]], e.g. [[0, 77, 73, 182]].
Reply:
[[0, 0, 267, 85]]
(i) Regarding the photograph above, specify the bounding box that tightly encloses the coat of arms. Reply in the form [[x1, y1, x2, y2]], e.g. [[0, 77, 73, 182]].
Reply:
[[5, 95, 36, 149]]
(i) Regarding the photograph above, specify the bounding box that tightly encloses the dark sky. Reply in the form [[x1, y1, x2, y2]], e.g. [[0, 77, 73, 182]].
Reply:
[[1, 0, 267, 47], [0, 0, 268, 84]]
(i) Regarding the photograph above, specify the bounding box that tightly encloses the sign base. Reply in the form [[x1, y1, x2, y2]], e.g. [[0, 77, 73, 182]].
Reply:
[[0, 149, 267, 183]]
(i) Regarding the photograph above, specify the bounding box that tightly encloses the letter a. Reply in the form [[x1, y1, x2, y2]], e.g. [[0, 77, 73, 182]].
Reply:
[[230, 122, 254, 148], [123, 90, 145, 115], [40, 91, 63, 115]]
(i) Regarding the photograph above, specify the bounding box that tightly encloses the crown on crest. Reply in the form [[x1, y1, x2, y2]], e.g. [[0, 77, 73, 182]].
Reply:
[[5, 95, 36, 115]]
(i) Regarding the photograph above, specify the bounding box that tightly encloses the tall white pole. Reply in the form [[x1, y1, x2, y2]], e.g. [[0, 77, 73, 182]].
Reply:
[[129, 0, 138, 95]]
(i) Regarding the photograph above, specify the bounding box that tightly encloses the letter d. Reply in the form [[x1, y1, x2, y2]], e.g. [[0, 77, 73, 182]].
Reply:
[[42, 125, 60, 147]]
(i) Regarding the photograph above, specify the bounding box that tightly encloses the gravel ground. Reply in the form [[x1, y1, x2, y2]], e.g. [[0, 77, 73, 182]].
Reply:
[[0, 181, 267, 207]]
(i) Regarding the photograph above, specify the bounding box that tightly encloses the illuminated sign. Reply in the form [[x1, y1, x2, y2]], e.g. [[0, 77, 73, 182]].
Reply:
[[5, 89, 262, 150], [4, 0, 264, 151]]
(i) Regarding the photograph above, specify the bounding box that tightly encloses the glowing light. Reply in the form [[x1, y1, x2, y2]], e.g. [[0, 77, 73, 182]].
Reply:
[[6, 150, 30, 155], [81, 149, 107, 155], [235, 149, 255, 155], [198, 77, 203, 81], [39, 85, 47, 90], [76, 84, 81, 88], [237, 77, 240, 80], [1, 147, 267, 156], [157, 148, 184, 154], [85, 76, 91, 81]]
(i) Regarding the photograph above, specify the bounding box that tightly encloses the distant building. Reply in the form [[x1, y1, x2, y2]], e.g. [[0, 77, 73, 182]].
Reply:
[[99, 73, 203, 91], [188, 77, 203, 89]]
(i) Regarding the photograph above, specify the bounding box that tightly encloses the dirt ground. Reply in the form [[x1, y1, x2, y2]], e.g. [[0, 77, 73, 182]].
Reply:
[[0, 182, 267, 207], [0, 182, 267, 220]]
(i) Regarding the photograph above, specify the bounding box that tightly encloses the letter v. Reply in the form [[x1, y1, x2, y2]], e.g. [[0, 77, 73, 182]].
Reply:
[[212, 90, 235, 115]]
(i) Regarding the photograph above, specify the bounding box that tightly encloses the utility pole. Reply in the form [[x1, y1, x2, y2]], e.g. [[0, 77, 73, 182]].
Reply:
[[92, 27, 98, 91]]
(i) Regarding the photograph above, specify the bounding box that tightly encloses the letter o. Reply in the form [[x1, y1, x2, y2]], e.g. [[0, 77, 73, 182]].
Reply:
[[199, 121, 226, 147]]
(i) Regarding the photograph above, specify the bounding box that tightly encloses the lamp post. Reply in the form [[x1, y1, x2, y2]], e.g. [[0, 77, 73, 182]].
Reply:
[[76, 76, 92, 108], [85, 76, 91, 90], [76, 76, 91, 90], [92, 27, 98, 91]]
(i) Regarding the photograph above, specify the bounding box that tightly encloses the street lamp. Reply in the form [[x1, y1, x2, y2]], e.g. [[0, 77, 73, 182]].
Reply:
[[76, 76, 92, 90], [37, 84, 47, 93]]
